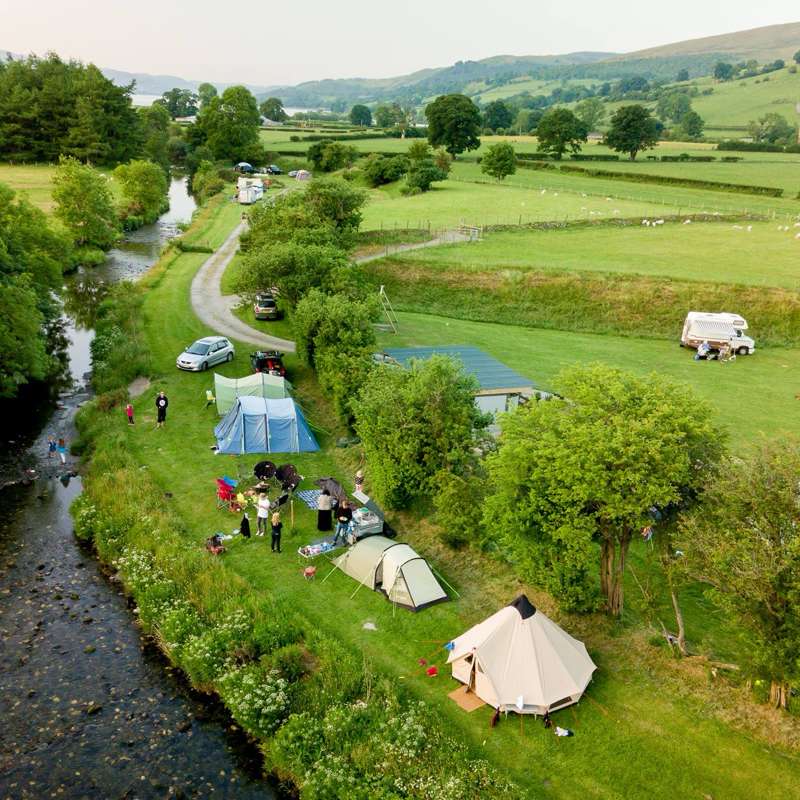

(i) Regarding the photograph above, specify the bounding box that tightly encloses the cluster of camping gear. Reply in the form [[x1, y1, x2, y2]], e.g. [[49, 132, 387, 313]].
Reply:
[[203, 348, 596, 729], [681, 311, 755, 361]]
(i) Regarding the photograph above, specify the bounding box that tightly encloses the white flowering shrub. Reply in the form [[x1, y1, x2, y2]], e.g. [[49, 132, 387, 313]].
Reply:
[[71, 495, 99, 542], [157, 599, 204, 652], [219, 664, 289, 737]]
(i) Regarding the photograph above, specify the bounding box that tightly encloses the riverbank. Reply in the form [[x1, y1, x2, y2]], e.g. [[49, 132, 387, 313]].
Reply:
[[72, 191, 800, 799]]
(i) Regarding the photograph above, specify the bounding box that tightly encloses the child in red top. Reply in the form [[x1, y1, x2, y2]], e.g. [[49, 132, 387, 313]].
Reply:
[[126, 403, 134, 425]]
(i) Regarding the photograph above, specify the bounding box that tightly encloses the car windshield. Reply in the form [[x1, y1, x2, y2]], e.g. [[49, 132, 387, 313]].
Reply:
[[186, 342, 210, 355], [257, 298, 276, 307]]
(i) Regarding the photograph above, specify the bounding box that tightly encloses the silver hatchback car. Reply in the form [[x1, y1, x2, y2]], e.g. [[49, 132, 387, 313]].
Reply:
[[176, 336, 235, 372]]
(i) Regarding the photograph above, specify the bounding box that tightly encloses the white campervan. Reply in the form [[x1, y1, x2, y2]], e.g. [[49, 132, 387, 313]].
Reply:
[[680, 312, 755, 355]]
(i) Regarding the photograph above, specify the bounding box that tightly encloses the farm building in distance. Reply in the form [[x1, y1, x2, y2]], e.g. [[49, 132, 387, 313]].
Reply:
[[377, 345, 551, 418]]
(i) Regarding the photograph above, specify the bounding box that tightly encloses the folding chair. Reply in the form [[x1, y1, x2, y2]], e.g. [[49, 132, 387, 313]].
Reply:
[[205, 389, 216, 408], [216, 479, 241, 512]]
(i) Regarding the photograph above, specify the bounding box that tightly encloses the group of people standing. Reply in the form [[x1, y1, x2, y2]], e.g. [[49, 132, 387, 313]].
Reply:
[[316, 469, 364, 545], [239, 492, 282, 552], [120, 391, 169, 428], [46, 435, 68, 464]]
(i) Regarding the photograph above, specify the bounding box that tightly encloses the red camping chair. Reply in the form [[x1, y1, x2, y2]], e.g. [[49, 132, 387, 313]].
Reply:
[[216, 479, 241, 512]]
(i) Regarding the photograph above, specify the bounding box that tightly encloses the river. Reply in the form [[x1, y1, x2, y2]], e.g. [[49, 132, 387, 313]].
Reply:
[[0, 180, 279, 799]]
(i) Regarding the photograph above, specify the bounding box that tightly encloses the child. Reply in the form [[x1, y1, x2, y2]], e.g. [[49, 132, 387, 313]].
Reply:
[[270, 511, 283, 553], [57, 437, 67, 465], [239, 512, 251, 539], [47, 435, 57, 459], [126, 402, 134, 425], [354, 469, 365, 494]]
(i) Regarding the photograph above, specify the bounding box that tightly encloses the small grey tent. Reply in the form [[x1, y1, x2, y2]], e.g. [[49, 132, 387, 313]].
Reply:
[[332, 536, 448, 611], [446, 595, 596, 715]]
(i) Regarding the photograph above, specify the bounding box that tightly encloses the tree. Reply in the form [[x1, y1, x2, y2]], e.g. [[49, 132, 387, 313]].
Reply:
[[260, 97, 288, 122], [676, 68, 690, 82], [374, 102, 405, 129], [52, 156, 119, 252], [0, 183, 70, 396], [482, 100, 513, 131], [656, 91, 692, 123], [574, 97, 605, 131], [675, 110, 704, 140], [514, 108, 543, 134], [362, 154, 408, 187], [481, 142, 516, 180], [747, 113, 795, 145], [158, 87, 198, 118], [235, 241, 350, 307], [482, 365, 723, 615], [605, 105, 659, 160], [678, 443, 800, 709], [349, 104, 372, 127], [306, 141, 358, 172], [197, 85, 263, 162], [191, 161, 225, 203], [402, 142, 448, 193], [137, 103, 171, 174], [794, 50, 800, 65], [425, 94, 481, 157], [535, 107, 587, 160], [713, 61, 734, 81], [197, 82, 217, 108], [353, 356, 489, 508], [303, 178, 367, 232], [113, 160, 168, 223]]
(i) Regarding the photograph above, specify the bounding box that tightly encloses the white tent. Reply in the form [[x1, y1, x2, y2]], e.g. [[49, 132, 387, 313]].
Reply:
[[446, 595, 596, 715], [213, 372, 292, 415], [332, 535, 448, 611]]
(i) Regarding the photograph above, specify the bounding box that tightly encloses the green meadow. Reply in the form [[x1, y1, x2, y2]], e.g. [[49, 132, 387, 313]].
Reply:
[[0, 163, 58, 211]]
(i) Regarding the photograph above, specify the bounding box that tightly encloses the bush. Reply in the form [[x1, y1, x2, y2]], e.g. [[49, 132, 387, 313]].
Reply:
[[218, 664, 289, 738], [569, 154, 620, 161], [271, 643, 311, 682], [307, 141, 359, 172], [433, 470, 484, 549], [362, 153, 409, 187]]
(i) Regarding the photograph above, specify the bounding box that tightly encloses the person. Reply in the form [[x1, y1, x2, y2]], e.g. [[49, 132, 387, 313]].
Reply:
[[543, 711, 552, 729], [206, 534, 225, 556], [333, 499, 352, 546], [718, 341, 731, 362], [270, 511, 283, 553], [256, 493, 271, 536], [354, 469, 365, 494], [126, 402, 135, 425], [57, 437, 67, 465], [317, 488, 333, 532], [239, 512, 251, 539], [155, 391, 168, 428], [47, 435, 57, 459], [697, 340, 710, 359]]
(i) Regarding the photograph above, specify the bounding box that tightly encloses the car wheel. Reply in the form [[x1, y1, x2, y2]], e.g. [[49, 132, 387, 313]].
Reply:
[[201, 361, 208, 371], [737, 346, 749, 356], [227, 351, 234, 362]]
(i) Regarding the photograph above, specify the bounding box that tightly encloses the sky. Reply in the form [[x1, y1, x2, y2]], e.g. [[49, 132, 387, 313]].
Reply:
[[3, 1, 798, 87]]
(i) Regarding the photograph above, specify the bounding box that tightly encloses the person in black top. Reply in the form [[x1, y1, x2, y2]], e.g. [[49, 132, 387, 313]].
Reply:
[[270, 511, 283, 553], [332, 499, 352, 545], [155, 391, 169, 428]]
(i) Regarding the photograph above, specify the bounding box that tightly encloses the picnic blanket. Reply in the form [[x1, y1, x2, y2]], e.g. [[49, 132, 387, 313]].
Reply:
[[295, 489, 322, 510], [297, 535, 342, 559]]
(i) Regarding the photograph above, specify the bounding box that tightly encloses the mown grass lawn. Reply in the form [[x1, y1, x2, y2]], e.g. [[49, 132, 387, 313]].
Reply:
[[0, 163, 58, 212], [392, 219, 800, 288], [110, 195, 800, 798]]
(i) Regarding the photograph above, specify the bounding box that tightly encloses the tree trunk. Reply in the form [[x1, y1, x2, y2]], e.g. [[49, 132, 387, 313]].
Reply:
[[608, 531, 632, 617], [600, 537, 613, 605], [667, 574, 687, 655], [770, 680, 791, 710]]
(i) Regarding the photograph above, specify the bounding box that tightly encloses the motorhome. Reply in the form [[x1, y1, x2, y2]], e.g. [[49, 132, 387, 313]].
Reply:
[[680, 312, 755, 355]]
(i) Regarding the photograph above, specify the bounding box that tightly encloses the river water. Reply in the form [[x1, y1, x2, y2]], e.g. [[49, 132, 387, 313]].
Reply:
[[0, 180, 279, 799]]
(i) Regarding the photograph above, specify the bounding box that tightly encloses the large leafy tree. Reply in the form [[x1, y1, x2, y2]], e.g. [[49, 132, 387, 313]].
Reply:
[[302, 178, 367, 233], [676, 110, 704, 140], [349, 104, 372, 127], [483, 364, 723, 614], [425, 94, 481, 157], [137, 103, 171, 173], [480, 142, 516, 180], [353, 356, 489, 508], [0, 184, 70, 396], [605, 104, 659, 160], [656, 91, 692, 123], [678, 443, 800, 709], [747, 113, 795, 145], [157, 87, 198, 118], [482, 100, 513, 131], [260, 97, 288, 122], [535, 107, 588, 159], [402, 142, 449, 193], [52, 156, 119, 251], [197, 82, 218, 108], [113, 159, 168, 222], [306, 141, 358, 172], [374, 102, 405, 129], [197, 85, 263, 162], [713, 61, 734, 81]]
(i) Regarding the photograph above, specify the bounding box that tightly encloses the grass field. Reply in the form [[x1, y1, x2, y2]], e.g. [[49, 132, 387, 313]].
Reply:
[[0, 163, 57, 211], [111, 200, 800, 798], [391, 219, 800, 288]]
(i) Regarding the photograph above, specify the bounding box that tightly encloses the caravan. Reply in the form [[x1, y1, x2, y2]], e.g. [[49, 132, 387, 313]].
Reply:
[[680, 311, 755, 356]]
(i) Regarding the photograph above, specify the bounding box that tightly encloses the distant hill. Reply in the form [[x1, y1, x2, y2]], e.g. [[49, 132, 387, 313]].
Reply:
[[613, 21, 800, 63]]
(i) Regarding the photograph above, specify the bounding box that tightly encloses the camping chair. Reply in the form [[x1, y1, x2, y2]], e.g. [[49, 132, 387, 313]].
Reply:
[[254, 460, 276, 481], [216, 479, 241, 512], [205, 389, 216, 408]]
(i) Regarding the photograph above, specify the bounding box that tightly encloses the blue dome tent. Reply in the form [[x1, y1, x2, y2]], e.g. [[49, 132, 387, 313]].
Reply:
[[214, 396, 319, 454]]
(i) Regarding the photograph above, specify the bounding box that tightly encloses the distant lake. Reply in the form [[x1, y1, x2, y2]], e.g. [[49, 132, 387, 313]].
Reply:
[[132, 93, 317, 117]]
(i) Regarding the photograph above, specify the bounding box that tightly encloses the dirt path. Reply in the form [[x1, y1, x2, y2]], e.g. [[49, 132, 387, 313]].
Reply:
[[189, 222, 296, 353], [191, 219, 469, 353]]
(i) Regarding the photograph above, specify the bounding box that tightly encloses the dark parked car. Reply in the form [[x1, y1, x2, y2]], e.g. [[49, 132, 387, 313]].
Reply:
[[253, 293, 281, 321], [266, 164, 282, 175]]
